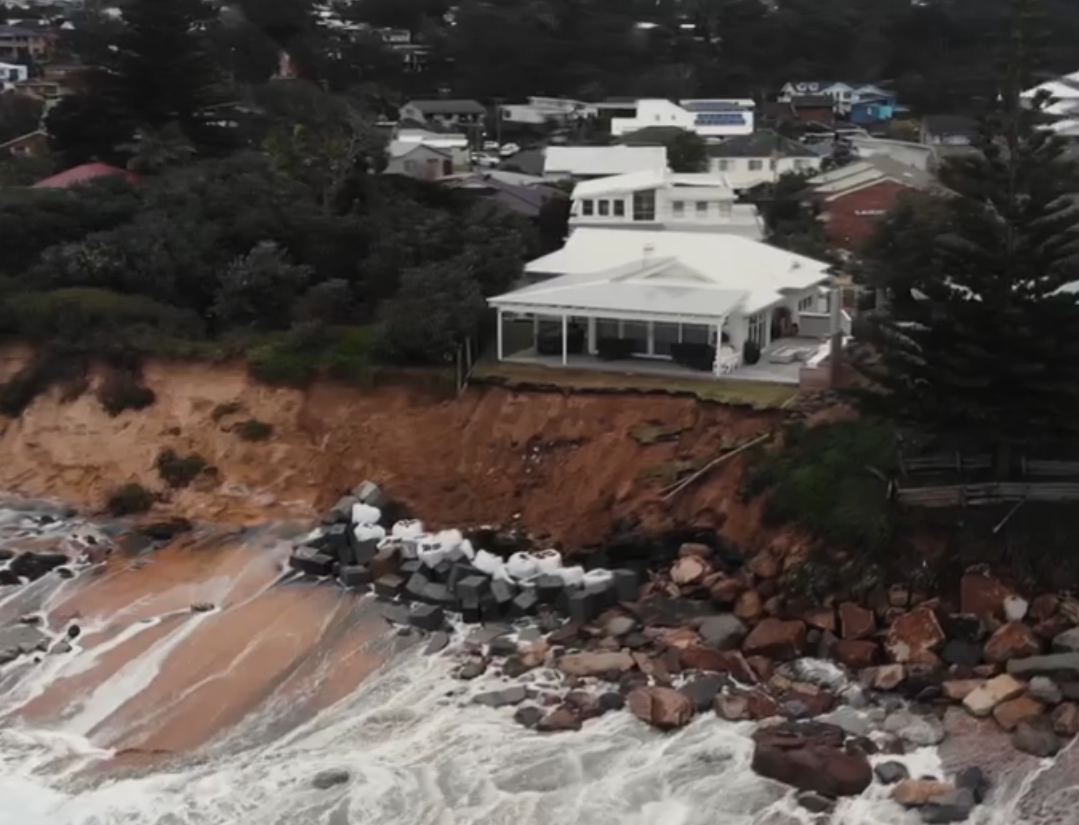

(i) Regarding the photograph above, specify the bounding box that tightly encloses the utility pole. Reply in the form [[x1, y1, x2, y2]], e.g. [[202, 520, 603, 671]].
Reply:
[[494, 97, 503, 149]]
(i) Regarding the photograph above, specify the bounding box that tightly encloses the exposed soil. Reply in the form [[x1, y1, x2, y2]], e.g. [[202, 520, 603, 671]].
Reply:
[[0, 347, 791, 550]]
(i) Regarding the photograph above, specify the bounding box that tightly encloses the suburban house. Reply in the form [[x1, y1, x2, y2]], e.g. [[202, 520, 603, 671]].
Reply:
[[32, 163, 136, 189], [500, 97, 596, 126], [806, 157, 939, 250], [372, 28, 430, 72], [385, 140, 455, 180], [920, 115, 979, 146], [438, 172, 565, 220], [0, 25, 48, 63], [779, 82, 893, 116], [544, 145, 667, 180], [568, 169, 762, 239], [847, 136, 935, 171], [707, 130, 822, 190], [487, 228, 845, 384], [0, 129, 48, 158], [1021, 71, 1079, 118], [398, 99, 487, 130], [0, 61, 28, 84], [606, 98, 754, 139], [848, 92, 898, 126], [763, 96, 836, 127]]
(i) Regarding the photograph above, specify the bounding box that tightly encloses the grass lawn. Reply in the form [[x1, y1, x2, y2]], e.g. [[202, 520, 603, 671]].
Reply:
[[470, 360, 801, 409]]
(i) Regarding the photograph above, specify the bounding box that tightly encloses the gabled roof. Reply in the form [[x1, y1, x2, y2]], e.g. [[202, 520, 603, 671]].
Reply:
[[545, 145, 667, 177], [388, 140, 451, 159], [439, 172, 561, 217], [790, 95, 835, 108], [0, 128, 46, 151], [617, 125, 688, 145], [708, 129, 819, 159], [404, 99, 486, 116], [492, 228, 832, 318], [32, 163, 134, 189], [572, 169, 735, 199], [808, 157, 936, 198]]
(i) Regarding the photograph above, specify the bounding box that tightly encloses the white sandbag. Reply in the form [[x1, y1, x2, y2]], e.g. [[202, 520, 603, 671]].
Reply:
[[417, 540, 447, 568], [472, 549, 504, 578], [557, 566, 585, 587], [532, 548, 563, 575], [433, 529, 463, 552], [391, 519, 425, 539], [583, 568, 613, 594], [351, 503, 382, 526], [456, 538, 476, 560], [506, 551, 539, 581], [353, 523, 386, 543]]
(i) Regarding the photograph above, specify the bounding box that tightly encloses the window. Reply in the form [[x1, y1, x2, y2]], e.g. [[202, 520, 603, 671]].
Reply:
[[696, 201, 708, 216], [769, 158, 778, 171], [442, 159, 453, 176], [798, 295, 816, 312], [718, 201, 732, 218], [598, 200, 610, 216], [748, 159, 764, 171], [581, 199, 594, 216], [632, 189, 656, 221], [794, 159, 810, 170], [613, 200, 625, 217], [672, 200, 685, 217], [404, 160, 417, 174], [717, 159, 731, 171]]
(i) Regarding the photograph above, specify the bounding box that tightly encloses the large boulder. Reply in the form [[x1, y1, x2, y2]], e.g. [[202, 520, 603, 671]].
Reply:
[[679, 646, 758, 683], [1051, 702, 1079, 737], [962, 674, 1025, 717], [698, 614, 747, 650], [1012, 718, 1061, 757], [743, 619, 808, 660], [892, 779, 954, 807], [992, 696, 1045, 732], [838, 602, 876, 640], [557, 651, 635, 678], [983, 622, 1042, 663], [1052, 628, 1079, 653], [627, 686, 696, 730], [1007, 652, 1079, 681], [960, 573, 1015, 624], [885, 607, 945, 663], [922, 788, 977, 824], [751, 721, 872, 797]]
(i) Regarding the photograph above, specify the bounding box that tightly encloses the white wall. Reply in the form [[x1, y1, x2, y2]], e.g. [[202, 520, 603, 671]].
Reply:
[[610, 99, 754, 138], [708, 155, 822, 189], [570, 184, 761, 238]]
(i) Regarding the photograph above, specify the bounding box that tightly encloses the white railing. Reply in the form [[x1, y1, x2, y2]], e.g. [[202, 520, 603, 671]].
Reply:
[[714, 346, 743, 376]]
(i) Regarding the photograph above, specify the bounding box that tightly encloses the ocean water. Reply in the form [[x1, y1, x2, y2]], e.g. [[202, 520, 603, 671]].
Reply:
[[0, 501, 1074, 825]]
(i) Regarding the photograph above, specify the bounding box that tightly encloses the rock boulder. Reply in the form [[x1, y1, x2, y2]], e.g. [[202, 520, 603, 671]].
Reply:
[[751, 721, 872, 797], [983, 622, 1042, 663], [557, 651, 635, 678], [885, 607, 945, 663], [962, 674, 1025, 717], [627, 686, 696, 730], [742, 619, 807, 660]]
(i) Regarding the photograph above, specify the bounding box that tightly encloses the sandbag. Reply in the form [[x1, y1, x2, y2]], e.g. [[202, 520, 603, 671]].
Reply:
[[351, 503, 381, 526]]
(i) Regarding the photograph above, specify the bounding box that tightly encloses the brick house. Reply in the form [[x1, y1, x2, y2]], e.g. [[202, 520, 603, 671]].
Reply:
[[806, 157, 939, 250]]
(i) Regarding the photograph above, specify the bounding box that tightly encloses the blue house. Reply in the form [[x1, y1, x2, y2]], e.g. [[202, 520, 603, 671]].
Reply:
[[849, 94, 898, 126]]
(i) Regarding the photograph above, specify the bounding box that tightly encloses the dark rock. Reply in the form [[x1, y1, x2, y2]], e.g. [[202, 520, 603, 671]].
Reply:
[[10, 551, 70, 581], [473, 686, 528, 708], [352, 538, 380, 566], [338, 565, 371, 589], [312, 769, 350, 790], [457, 660, 487, 680], [55, 567, 75, 580], [374, 574, 405, 599], [405, 571, 432, 602], [1008, 653, 1079, 681], [424, 632, 450, 655], [536, 705, 583, 732], [955, 767, 989, 804], [513, 705, 544, 728], [698, 615, 747, 650], [921, 788, 977, 824], [1012, 719, 1061, 757], [190, 601, 215, 613], [567, 590, 601, 624], [289, 550, 334, 577], [380, 603, 410, 625], [941, 640, 983, 667], [796, 791, 835, 815], [535, 574, 565, 605], [1052, 628, 1079, 653], [679, 675, 726, 712], [18, 615, 42, 625], [610, 568, 639, 602], [624, 631, 650, 650], [488, 635, 519, 657], [510, 589, 539, 618], [635, 596, 713, 627], [67, 624, 81, 639], [409, 604, 445, 632], [547, 621, 584, 646], [455, 575, 490, 602], [490, 578, 517, 608], [399, 559, 422, 577], [598, 692, 625, 712], [423, 582, 458, 609], [0, 570, 21, 586], [140, 517, 194, 541], [875, 761, 910, 785], [751, 721, 872, 797], [501, 656, 533, 678]]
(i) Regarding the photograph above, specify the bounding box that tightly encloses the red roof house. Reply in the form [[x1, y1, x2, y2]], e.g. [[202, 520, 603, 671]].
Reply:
[[31, 162, 137, 189]]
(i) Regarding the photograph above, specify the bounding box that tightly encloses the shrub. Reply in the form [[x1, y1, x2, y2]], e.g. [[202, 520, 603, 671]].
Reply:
[[235, 419, 273, 441], [211, 401, 242, 421], [247, 340, 317, 386], [155, 448, 210, 488], [0, 350, 88, 417], [106, 482, 155, 516], [743, 339, 761, 365], [322, 325, 379, 385], [96, 367, 156, 416]]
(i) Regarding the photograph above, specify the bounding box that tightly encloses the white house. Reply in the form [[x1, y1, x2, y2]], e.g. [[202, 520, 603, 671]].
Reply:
[[385, 141, 456, 180], [707, 130, 823, 189], [1021, 71, 1079, 118], [608, 98, 754, 139], [0, 61, 27, 84], [544, 145, 667, 179], [488, 229, 843, 383], [779, 82, 890, 115], [500, 97, 597, 126], [568, 168, 763, 239]]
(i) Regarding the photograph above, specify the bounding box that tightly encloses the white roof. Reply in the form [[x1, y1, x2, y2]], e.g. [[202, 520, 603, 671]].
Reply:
[[388, 140, 449, 159], [573, 169, 735, 199], [544, 145, 667, 177], [491, 228, 832, 319]]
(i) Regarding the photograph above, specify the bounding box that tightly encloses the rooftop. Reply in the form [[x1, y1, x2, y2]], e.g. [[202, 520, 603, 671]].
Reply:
[[572, 168, 735, 199], [404, 99, 487, 116], [708, 129, 819, 159], [808, 157, 937, 197], [31, 163, 135, 189], [544, 145, 667, 178], [497, 228, 832, 317]]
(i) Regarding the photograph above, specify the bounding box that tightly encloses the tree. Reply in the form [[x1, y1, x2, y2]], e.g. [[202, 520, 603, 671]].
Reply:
[[0, 91, 44, 144], [213, 241, 312, 330], [856, 0, 1079, 474], [751, 171, 833, 261], [118, 124, 197, 174], [666, 131, 709, 173]]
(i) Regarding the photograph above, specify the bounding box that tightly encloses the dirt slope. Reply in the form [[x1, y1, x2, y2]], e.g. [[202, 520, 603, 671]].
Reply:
[[0, 349, 787, 549]]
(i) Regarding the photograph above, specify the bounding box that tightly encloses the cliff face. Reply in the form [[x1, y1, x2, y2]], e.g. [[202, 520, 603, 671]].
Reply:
[[0, 349, 785, 549]]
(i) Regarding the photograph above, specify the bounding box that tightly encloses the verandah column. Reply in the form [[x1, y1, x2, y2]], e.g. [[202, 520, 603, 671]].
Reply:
[[562, 313, 569, 365], [496, 308, 504, 361]]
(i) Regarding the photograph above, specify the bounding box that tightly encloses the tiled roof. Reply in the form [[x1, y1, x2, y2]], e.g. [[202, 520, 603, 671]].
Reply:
[[32, 163, 135, 189], [708, 130, 819, 159]]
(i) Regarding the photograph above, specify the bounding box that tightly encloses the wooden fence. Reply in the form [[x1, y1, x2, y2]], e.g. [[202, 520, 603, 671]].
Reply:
[[894, 481, 1079, 507]]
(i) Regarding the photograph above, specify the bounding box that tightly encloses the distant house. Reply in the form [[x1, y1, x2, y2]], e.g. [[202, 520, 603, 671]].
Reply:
[[0, 25, 48, 63], [439, 172, 565, 220], [385, 141, 455, 181], [1021, 71, 1079, 118], [32, 163, 136, 189], [398, 99, 487, 130], [0, 61, 28, 84], [0, 129, 48, 158], [806, 157, 940, 250], [544, 145, 667, 180], [568, 169, 762, 239], [604, 98, 754, 139], [616, 125, 690, 146], [500, 97, 596, 126], [920, 115, 979, 146], [707, 130, 823, 190], [779, 82, 893, 116], [764, 95, 836, 127], [847, 136, 936, 172], [848, 94, 898, 126]]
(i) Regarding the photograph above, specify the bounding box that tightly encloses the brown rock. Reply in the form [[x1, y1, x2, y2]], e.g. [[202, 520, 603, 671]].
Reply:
[[781, 688, 835, 716], [963, 674, 1025, 717], [833, 639, 880, 669], [557, 651, 635, 678], [871, 664, 907, 691], [757, 579, 778, 599], [839, 602, 876, 640], [973, 663, 1001, 678], [678, 542, 714, 559], [744, 689, 783, 719], [1033, 615, 1073, 641], [1051, 702, 1079, 737], [747, 550, 780, 579], [563, 691, 604, 721], [892, 779, 955, 807], [369, 546, 400, 580], [804, 608, 837, 633], [536, 704, 582, 732], [885, 608, 946, 663], [1060, 598, 1079, 626], [747, 655, 775, 682], [993, 696, 1045, 732], [710, 577, 746, 605], [714, 692, 751, 721], [961, 573, 1015, 624], [671, 555, 712, 587], [942, 679, 984, 701], [751, 721, 872, 797], [1030, 594, 1061, 622], [983, 622, 1042, 664], [548, 622, 584, 646], [518, 640, 550, 669], [679, 646, 758, 683], [654, 627, 700, 650], [735, 589, 764, 621], [743, 619, 808, 660], [627, 686, 696, 730]]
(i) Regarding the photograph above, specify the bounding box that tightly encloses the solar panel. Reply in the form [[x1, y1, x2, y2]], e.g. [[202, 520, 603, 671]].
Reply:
[[683, 100, 745, 112], [695, 113, 747, 126]]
